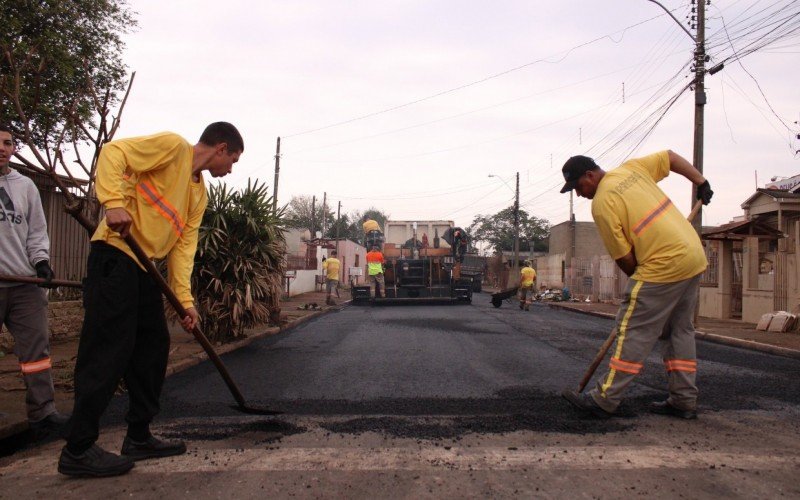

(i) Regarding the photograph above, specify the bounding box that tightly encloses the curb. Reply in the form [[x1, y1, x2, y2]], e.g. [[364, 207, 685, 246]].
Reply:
[[165, 300, 351, 377], [547, 303, 800, 361], [694, 331, 800, 360]]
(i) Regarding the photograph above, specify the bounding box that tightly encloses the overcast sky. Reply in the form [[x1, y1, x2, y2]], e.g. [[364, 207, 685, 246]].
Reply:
[[113, 0, 799, 230]]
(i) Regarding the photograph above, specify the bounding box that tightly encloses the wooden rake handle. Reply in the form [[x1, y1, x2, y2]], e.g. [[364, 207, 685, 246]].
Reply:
[[122, 234, 250, 408]]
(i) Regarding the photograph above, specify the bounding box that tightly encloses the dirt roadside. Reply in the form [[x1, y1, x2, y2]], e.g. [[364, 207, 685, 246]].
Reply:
[[0, 290, 344, 442]]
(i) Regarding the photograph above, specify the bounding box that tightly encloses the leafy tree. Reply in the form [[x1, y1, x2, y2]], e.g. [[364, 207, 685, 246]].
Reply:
[[349, 207, 390, 245], [325, 213, 360, 241], [469, 206, 550, 254], [351, 207, 389, 231], [1, 0, 136, 232], [285, 195, 335, 236], [1, 0, 135, 150], [193, 180, 287, 343]]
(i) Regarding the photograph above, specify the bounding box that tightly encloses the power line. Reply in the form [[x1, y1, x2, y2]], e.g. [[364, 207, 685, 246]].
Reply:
[[283, 13, 667, 139]]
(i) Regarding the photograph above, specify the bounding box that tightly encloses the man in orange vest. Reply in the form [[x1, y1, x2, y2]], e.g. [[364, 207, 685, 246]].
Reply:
[[366, 246, 385, 299]]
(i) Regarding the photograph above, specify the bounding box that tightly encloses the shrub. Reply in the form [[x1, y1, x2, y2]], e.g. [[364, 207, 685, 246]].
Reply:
[[193, 180, 286, 342]]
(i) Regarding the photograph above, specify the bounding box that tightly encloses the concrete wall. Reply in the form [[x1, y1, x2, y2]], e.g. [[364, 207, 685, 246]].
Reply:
[[549, 221, 607, 260], [285, 269, 319, 297], [322, 239, 367, 286], [743, 290, 773, 323], [536, 252, 566, 289], [1, 300, 83, 350], [699, 286, 722, 319]]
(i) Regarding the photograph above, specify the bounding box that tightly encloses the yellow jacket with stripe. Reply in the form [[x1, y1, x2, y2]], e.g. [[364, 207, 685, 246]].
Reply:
[[591, 151, 706, 283], [91, 132, 208, 308]]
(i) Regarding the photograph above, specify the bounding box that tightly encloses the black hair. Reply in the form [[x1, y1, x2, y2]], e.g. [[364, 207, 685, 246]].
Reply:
[[199, 122, 244, 153], [0, 124, 14, 140]]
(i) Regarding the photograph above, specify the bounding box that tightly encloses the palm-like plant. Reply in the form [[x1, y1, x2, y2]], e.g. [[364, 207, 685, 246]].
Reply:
[[193, 180, 286, 343]]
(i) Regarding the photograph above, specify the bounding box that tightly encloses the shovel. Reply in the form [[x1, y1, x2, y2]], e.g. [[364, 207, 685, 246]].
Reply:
[[122, 234, 281, 416], [571, 199, 703, 393]]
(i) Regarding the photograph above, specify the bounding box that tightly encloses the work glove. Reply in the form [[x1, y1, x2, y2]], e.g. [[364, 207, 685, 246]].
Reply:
[[697, 180, 713, 205], [35, 260, 55, 288]]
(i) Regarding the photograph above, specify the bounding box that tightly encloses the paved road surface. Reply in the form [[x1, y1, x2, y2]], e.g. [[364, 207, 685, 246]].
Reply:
[[2, 297, 799, 498]]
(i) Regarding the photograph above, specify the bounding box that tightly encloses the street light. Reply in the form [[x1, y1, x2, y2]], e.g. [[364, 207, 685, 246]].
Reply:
[[488, 173, 520, 287]]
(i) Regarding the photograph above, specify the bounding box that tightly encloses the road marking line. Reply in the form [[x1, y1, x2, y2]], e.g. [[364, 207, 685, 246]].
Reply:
[[2, 445, 796, 476]]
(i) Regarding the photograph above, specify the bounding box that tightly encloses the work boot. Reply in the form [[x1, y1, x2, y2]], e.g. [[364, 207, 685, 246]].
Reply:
[[58, 444, 134, 477], [121, 435, 187, 461], [561, 390, 614, 419], [30, 411, 70, 438], [649, 400, 697, 420]]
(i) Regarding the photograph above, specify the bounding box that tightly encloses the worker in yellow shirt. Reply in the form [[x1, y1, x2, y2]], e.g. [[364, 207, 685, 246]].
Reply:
[[518, 260, 536, 311], [559, 150, 712, 421], [59, 123, 243, 478], [362, 217, 384, 250], [322, 250, 341, 305]]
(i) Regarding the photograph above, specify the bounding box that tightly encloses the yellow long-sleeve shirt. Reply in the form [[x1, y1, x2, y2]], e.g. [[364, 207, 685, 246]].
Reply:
[[91, 132, 208, 308]]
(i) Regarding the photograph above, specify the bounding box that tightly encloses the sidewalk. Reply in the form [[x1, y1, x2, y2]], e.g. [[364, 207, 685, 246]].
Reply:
[[546, 301, 800, 359], [0, 290, 345, 443]]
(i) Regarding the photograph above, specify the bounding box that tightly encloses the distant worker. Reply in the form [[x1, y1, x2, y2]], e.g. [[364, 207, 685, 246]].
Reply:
[[559, 150, 712, 420], [362, 217, 384, 251], [322, 250, 340, 306], [442, 227, 469, 263], [452, 228, 468, 263], [518, 260, 537, 311], [0, 124, 69, 437], [366, 246, 386, 299]]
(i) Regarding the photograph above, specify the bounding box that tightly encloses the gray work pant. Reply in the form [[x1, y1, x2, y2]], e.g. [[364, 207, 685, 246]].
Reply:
[[0, 284, 56, 422], [590, 274, 701, 413]]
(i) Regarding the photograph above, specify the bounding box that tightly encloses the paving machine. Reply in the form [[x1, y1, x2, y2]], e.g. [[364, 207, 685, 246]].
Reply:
[[352, 220, 473, 305]]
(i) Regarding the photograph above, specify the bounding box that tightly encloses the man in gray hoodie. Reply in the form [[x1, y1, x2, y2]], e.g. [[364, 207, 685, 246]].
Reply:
[[0, 124, 69, 435]]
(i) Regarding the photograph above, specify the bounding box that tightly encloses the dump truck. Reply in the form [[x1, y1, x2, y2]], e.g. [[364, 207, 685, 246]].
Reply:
[[352, 220, 473, 304]]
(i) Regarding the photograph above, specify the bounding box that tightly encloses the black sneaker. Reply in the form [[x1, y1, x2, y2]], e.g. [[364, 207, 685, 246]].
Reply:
[[649, 400, 697, 420], [561, 390, 614, 419], [58, 444, 134, 477], [30, 411, 70, 438], [121, 435, 187, 461]]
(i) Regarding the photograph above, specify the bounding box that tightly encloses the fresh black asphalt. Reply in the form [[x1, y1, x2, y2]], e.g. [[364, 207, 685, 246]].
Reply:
[[104, 294, 800, 441]]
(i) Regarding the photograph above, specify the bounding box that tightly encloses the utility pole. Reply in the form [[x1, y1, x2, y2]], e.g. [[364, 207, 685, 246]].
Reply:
[[311, 195, 316, 239], [569, 190, 576, 265], [647, 0, 707, 234], [273, 137, 281, 214], [513, 172, 520, 286], [690, 0, 706, 236], [335, 201, 341, 256], [322, 192, 327, 241]]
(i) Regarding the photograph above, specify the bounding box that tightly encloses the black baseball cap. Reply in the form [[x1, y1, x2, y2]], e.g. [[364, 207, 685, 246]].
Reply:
[[560, 155, 599, 193]]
